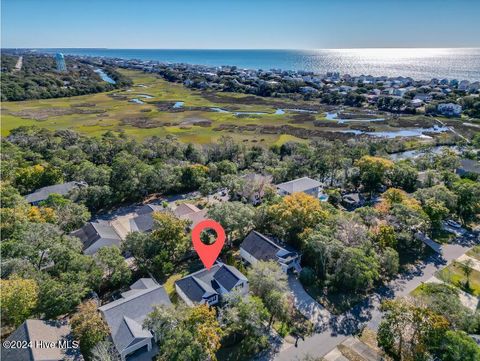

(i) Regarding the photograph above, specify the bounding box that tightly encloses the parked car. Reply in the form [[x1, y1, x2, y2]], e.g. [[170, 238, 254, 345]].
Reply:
[[446, 220, 462, 228]]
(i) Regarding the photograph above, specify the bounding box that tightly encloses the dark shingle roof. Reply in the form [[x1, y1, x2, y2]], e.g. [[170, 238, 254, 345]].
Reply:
[[175, 276, 209, 303], [130, 213, 155, 233], [1, 322, 31, 361], [71, 221, 121, 253], [24, 181, 85, 204], [99, 279, 172, 355], [213, 265, 242, 291], [175, 263, 247, 304], [136, 204, 164, 215], [240, 230, 282, 261]]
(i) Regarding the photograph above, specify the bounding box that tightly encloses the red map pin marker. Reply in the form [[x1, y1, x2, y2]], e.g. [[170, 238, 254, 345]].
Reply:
[[191, 219, 226, 270]]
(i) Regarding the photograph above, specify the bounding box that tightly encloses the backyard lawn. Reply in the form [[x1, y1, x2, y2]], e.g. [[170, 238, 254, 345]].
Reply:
[[467, 245, 480, 262], [436, 261, 480, 296]]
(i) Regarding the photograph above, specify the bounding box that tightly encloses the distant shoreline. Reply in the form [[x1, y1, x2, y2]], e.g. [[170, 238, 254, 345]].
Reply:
[[3, 47, 480, 50], [4, 48, 480, 81]]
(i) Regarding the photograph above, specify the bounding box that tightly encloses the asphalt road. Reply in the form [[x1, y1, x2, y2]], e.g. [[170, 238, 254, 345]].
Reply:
[[269, 235, 478, 361]]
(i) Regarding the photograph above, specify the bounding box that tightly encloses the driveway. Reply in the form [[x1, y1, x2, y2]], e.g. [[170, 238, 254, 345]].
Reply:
[[288, 275, 331, 327], [269, 239, 478, 360]]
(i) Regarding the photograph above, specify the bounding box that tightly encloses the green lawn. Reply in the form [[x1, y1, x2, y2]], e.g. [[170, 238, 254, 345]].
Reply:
[[161, 258, 204, 303], [467, 246, 480, 262], [436, 261, 480, 296]]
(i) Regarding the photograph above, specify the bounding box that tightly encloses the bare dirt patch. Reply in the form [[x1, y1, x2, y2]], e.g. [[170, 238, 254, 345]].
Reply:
[[152, 101, 178, 111], [10, 107, 106, 121], [289, 113, 316, 124], [70, 102, 97, 107], [120, 116, 172, 128], [179, 118, 212, 127]]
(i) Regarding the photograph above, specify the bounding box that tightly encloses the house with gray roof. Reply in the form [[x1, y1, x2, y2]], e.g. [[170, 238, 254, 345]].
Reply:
[[136, 204, 164, 215], [129, 213, 156, 233], [175, 263, 248, 307], [128, 204, 165, 233], [24, 181, 87, 205], [1, 319, 81, 361], [456, 158, 480, 176], [240, 230, 301, 273], [276, 177, 322, 198], [129, 203, 207, 233], [71, 220, 121, 255], [99, 278, 172, 361]]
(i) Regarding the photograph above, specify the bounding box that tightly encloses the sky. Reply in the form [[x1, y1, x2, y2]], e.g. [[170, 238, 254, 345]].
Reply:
[[2, 0, 480, 49]]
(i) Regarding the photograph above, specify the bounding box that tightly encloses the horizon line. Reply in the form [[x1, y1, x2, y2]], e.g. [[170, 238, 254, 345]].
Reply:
[[3, 47, 480, 51]]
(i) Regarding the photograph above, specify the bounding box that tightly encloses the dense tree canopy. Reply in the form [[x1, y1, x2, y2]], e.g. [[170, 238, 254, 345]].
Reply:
[[0, 277, 38, 327], [145, 304, 223, 361], [123, 211, 189, 277], [0, 123, 478, 361], [267, 192, 332, 246], [70, 300, 110, 358], [1, 54, 132, 101]]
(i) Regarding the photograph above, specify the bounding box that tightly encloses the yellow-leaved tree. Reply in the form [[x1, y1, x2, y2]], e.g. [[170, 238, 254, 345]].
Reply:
[[70, 300, 109, 358], [355, 155, 394, 194], [0, 277, 39, 327], [268, 192, 331, 247]]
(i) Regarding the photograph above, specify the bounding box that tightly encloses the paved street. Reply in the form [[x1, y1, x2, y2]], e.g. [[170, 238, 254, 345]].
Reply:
[[269, 236, 478, 360]]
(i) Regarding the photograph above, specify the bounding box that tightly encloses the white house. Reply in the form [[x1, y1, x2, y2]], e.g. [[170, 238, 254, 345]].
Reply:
[[175, 263, 248, 307], [276, 176, 322, 198], [240, 230, 302, 273], [411, 98, 424, 108]]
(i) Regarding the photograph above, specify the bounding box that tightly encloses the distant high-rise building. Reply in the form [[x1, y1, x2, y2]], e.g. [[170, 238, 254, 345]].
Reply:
[[55, 53, 66, 72]]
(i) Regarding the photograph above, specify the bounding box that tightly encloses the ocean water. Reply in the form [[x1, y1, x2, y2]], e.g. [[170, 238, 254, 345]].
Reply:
[[36, 48, 480, 81]]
